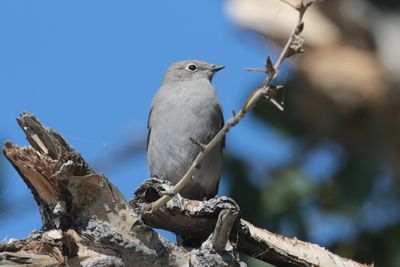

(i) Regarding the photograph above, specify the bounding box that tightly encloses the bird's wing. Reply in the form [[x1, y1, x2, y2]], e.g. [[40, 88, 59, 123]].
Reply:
[[146, 107, 153, 151]]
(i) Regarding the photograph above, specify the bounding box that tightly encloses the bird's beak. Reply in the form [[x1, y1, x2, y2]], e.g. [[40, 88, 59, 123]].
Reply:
[[210, 64, 225, 73]]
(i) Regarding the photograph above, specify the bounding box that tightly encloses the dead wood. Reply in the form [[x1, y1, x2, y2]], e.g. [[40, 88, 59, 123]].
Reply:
[[132, 179, 371, 267], [1, 113, 242, 267], [1, 113, 370, 267]]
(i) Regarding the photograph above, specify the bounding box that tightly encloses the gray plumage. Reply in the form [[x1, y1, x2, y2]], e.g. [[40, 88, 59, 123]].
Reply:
[[147, 60, 224, 200]]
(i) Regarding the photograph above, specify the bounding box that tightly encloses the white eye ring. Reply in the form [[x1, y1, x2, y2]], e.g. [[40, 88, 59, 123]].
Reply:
[[186, 64, 198, 72]]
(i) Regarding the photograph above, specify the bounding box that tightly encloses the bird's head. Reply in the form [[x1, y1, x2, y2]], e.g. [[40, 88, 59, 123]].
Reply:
[[163, 60, 225, 83]]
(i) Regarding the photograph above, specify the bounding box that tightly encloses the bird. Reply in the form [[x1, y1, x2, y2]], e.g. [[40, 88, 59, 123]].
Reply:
[[147, 60, 225, 203]]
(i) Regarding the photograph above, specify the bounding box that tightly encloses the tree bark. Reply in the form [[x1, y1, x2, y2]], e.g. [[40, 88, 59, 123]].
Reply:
[[132, 179, 371, 267], [1, 113, 370, 267]]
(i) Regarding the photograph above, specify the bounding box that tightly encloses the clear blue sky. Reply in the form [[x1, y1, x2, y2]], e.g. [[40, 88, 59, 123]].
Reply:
[[0, 1, 299, 241]]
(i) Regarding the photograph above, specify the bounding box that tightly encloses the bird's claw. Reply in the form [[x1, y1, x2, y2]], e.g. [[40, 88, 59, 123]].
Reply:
[[160, 188, 175, 197]]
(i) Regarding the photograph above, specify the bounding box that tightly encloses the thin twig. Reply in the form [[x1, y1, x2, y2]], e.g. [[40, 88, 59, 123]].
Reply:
[[245, 68, 267, 73], [280, 0, 297, 9], [264, 95, 285, 111], [189, 137, 207, 152], [149, 0, 314, 213]]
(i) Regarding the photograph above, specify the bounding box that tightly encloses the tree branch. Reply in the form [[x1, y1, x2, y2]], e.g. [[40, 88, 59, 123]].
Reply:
[[1, 113, 242, 267], [211, 208, 239, 252], [2, 113, 371, 266], [149, 0, 315, 213], [132, 178, 372, 267]]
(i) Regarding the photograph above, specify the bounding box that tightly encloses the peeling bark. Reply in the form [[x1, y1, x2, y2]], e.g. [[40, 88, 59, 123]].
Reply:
[[0, 113, 370, 267], [132, 179, 371, 267], [1, 113, 242, 267]]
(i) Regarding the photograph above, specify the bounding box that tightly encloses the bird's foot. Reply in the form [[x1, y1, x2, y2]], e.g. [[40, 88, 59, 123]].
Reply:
[[160, 188, 175, 197]]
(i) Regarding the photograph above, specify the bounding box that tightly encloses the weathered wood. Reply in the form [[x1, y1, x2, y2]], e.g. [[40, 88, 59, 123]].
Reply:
[[1, 113, 242, 267], [132, 178, 372, 267], [3, 112, 135, 232], [211, 208, 239, 252], [1, 113, 370, 267], [131, 178, 242, 243]]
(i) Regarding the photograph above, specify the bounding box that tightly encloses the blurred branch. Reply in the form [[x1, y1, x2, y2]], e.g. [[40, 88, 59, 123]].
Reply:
[[281, 0, 298, 9], [150, 0, 315, 213]]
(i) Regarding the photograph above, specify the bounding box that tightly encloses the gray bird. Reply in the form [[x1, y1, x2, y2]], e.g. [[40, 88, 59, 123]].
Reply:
[[147, 60, 225, 201]]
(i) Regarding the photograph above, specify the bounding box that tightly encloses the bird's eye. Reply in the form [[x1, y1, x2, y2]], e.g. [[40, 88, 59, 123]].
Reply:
[[187, 64, 197, 72]]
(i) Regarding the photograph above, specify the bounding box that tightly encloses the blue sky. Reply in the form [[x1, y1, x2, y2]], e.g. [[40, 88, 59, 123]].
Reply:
[[0, 1, 300, 241]]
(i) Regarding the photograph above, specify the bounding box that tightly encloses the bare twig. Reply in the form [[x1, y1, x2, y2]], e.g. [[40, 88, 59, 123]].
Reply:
[[189, 137, 207, 152], [245, 67, 267, 73], [150, 0, 314, 213], [280, 0, 297, 9], [264, 94, 285, 111]]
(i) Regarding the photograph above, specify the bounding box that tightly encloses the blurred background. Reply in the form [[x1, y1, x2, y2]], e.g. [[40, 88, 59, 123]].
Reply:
[[1, 0, 400, 266]]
